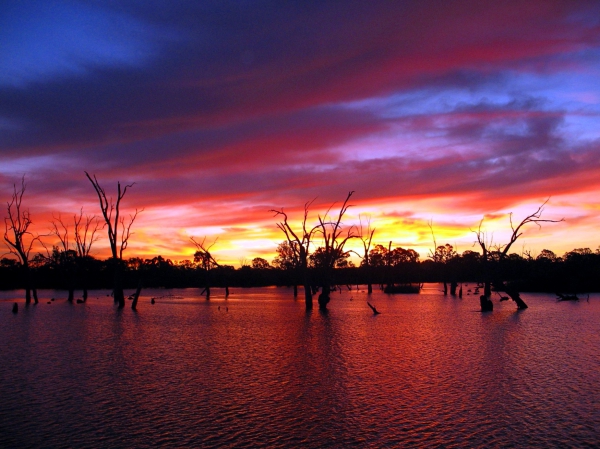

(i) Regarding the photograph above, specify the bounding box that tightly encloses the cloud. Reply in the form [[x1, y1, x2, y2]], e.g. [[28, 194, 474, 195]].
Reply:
[[2, 0, 600, 263]]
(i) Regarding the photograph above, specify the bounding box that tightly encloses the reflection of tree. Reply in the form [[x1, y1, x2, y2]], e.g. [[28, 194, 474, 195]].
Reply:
[[3, 177, 39, 304]]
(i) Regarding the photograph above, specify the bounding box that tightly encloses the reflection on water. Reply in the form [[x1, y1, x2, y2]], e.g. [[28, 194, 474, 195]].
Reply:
[[1, 286, 599, 447]]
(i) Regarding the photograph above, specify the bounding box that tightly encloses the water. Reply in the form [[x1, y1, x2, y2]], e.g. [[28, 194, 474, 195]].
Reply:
[[1, 286, 599, 448]]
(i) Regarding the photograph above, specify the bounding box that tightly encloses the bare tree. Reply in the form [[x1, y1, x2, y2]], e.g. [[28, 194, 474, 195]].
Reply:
[[50, 210, 102, 302], [49, 214, 77, 302], [428, 221, 459, 295], [314, 191, 356, 310], [191, 237, 220, 299], [3, 177, 39, 304], [271, 200, 319, 310], [85, 172, 140, 309], [472, 199, 563, 310], [356, 215, 376, 294]]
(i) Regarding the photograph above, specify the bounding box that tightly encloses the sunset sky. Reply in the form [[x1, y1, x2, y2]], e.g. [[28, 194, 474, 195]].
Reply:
[[1, 0, 599, 266]]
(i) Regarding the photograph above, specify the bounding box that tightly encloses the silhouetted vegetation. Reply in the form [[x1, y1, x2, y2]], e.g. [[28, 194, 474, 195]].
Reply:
[[4, 176, 596, 311], [3, 177, 39, 303], [2, 247, 600, 295], [85, 172, 140, 309]]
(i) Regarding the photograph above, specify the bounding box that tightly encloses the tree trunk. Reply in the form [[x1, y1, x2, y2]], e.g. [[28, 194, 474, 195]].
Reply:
[[480, 295, 493, 312], [484, 280, 492, 297], [83, 288, 88, 302], [443, 282, 448, 295], [113, 261, 125, 308], [131, 281, 143, 311], [450, 281, 458, 296], [458, 284, 463, 298], [318, 284, 331, 310], [505, 288, 528, 310], [293, 284, 298, 298], [67, 287, 75, 303], [367, 283, 373, 294]]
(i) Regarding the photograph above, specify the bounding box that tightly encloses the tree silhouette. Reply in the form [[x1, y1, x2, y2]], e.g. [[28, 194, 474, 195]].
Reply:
[[191, 236, 220, 299], [314, 191, 356, 310], [85, 172, 140, 309], [3, 177, 39, 303], [472, 199, 563, 310], [251, 257, 271, 269], [271, 200, 319, 310], [356, 215, 376, 294], [49, 210, 102, 302]]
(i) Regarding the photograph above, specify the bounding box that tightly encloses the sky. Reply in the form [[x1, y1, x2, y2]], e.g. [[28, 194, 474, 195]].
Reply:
[[1, 0, 600, 266]]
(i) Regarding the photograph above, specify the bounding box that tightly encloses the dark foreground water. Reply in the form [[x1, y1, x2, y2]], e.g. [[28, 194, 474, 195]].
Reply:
[[1, 286, 599, 448]]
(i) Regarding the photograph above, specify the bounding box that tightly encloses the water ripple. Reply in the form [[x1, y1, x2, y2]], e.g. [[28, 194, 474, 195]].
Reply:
[[1, 288, 599, 447]]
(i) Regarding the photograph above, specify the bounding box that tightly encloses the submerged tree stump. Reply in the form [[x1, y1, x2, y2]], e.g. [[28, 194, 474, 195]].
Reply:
[[480, 295, 493, 312]]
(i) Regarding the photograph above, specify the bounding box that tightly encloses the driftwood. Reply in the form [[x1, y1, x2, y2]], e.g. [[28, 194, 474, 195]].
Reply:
[[367, 302, 381, 315], [557, 293, 579, 301]]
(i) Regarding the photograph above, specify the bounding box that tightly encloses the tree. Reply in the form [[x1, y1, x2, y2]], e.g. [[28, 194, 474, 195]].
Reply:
[[472, 199, 563, 310], [309, 246, 351, 268], [3, 177, 39, 304], [427, 221, 459, 294], [271, 200, 319, 310], [356, 215, 376, 293], [313, 191, 356, 310], [85, 172, 140, 309], [251, 257, 271, 269], [536, 249, 557, 262], [272, 241, 301, 296], [191, 237, 220, 299], [272, 241, 299, 270], [49, 210, 101, 302]]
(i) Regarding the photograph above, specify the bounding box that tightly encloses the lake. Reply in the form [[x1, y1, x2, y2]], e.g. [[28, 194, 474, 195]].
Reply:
[[1, 285, 599, 448]]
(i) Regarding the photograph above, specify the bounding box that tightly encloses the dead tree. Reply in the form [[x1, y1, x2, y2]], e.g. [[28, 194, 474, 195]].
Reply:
[[85, 172, 140, 309], [356, 215, 376, 294], [49, 215, 77, 302], [271, 200, 318, 310], [428, 221, 459, 295], [314, 191, 356, 310], [73, 209, 102, 301], [3, 177, 39, 304], [50, 210, 101, 302], [428, 220, 446, 294], [472, 199, 563, 310], [191, 237, 220, 299]]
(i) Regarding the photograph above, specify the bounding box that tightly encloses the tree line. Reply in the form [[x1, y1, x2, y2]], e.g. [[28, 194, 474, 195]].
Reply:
[[5, 177, 595, 312]]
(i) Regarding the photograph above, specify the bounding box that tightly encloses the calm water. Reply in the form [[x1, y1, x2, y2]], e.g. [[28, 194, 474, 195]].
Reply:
[[1, 285, 599, 448]]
